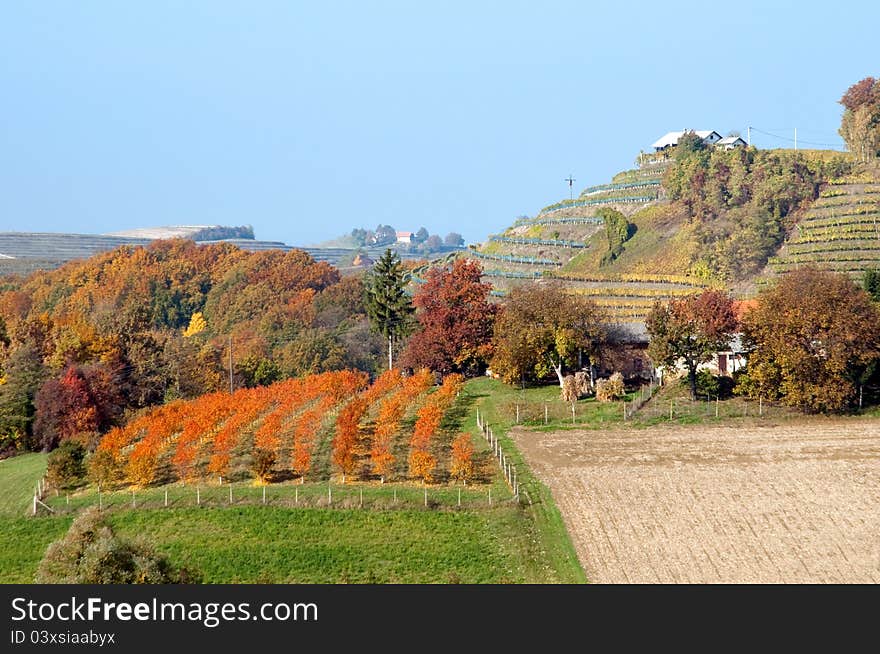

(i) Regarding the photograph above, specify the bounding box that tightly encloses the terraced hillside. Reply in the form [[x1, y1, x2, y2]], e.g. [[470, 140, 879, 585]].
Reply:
[[768, 167, 880, 279], [449, 160, 711, 324]]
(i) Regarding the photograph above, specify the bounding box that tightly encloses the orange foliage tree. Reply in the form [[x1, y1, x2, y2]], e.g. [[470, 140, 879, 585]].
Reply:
[[450, 433, 475, 485], [370, 369, 433, 482], [332, 397, 368, 482], [408, 373, 463, 483]]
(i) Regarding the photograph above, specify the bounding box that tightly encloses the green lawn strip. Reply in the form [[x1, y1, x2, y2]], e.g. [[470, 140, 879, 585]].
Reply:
[[0, 516, 73, 583], [463, 378, 587, 583], [0, 453, 73, 583], [0, 452, 48, 516], [107, 506, 526, 584]]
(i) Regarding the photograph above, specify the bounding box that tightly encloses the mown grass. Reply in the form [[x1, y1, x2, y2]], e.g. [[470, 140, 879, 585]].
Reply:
[[0, 452, 47, 516], [108, 507, 528, 584], [0, 453, 74, 583], [461, 378, 587, 583]]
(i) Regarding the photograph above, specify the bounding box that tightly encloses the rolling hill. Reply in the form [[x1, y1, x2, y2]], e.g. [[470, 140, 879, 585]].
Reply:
[[419, 145, 872, 325]]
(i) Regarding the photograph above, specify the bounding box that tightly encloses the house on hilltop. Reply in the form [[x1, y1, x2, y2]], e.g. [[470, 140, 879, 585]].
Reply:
[[651, 129, 723, 152], [716, 135, 748, 150], [396, 231, 413, 244]]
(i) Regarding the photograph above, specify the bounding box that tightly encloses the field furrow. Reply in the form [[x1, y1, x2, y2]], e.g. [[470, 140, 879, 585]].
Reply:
[[511, 420, 880, 583]]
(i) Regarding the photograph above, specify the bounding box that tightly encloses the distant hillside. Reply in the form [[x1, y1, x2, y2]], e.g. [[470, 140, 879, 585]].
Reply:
[[106, 225, 255, 241], [418, 143, 861, 326], [0, 227, 435, 277]]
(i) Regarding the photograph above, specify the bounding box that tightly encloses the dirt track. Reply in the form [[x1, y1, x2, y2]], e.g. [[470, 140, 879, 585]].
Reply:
[[511, 420, 880, 583]]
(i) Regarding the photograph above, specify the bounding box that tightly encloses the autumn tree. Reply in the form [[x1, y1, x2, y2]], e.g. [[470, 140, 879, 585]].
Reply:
[[646, 290, 738, 400], [251, 449, 276, 483], [739, 267, 880, 413], [182, 312, 207, 338], [839, 77, 880, 162], [364, 249, 414, 370], [450, 433, 475, 485], [33, 364, 124, 451], [332, 397, 367, 482], [491, 284, 606, 387], [401, 258, 497, 376]]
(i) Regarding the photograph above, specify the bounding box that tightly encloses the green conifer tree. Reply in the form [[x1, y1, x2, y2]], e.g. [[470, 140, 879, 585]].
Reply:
[[363, 249, 414, 370]]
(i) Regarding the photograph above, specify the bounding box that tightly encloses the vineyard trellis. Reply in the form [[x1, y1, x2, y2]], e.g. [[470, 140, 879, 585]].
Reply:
[[539, 193, 659, 216], [488, 235, 590, 249]]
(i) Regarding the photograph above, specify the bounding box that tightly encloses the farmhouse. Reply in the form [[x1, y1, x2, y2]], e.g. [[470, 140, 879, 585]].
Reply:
[[651, 130, 722, 152], [396, 231, 413, 244], [716, 135, 747, 150]]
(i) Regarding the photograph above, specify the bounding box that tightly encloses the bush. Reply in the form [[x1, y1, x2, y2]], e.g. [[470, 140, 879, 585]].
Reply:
[[46, 441, 86, 490], [684, 370, 735, 399], [595, 373, 625, 402], [35, 507, 195, 584]]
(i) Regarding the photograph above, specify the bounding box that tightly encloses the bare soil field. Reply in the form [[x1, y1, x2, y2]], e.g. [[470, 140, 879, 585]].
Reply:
[[511, 419, 880, 583]]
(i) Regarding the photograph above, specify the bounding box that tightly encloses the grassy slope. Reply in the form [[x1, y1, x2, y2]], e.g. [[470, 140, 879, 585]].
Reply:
[[562, 203, 701, 278], [461, 379, 588, 584], [108, 507, 527, 584], [0, 454, 73, 583]]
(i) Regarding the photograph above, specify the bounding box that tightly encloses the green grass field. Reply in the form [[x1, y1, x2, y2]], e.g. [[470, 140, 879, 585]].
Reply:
[[0, 453, 74, 583]]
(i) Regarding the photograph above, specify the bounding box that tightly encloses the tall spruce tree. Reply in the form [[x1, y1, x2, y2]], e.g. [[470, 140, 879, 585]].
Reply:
[[363, 249, 414, 370]]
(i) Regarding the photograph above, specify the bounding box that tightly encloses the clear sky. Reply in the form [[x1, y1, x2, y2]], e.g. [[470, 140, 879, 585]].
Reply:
[[1, 1, 876, 246]]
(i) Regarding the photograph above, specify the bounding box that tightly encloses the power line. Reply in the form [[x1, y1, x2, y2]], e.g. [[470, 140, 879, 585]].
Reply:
[[749, 126, 845, 149]]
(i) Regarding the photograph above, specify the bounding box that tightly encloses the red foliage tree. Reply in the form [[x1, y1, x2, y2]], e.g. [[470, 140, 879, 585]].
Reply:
[[401, 259, 497, 376], [33, 364, 123, 450], [646, 290, 738, 400]]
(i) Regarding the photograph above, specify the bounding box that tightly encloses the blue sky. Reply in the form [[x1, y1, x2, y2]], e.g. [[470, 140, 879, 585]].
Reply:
[[0, 1, 876, 246]]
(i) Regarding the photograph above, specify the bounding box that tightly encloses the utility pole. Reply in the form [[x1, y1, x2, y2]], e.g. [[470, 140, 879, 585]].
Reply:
[[794, 127, 797, 152], [747, 126, 751, 147], [565, 175, 576, 200], [228, 335, 233, 395]]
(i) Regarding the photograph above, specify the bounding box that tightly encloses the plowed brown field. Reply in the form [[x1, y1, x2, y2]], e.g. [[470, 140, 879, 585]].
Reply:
[[511, 420, 880, 583]]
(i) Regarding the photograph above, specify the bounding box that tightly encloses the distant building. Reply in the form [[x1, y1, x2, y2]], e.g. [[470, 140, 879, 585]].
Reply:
[[396, 231, 413, 244], [651, 130, 723, 152], [716, 135, 748, 150]]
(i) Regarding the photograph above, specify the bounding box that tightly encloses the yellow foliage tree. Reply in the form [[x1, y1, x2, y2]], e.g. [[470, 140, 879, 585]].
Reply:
[[183, 312, 207, 338]]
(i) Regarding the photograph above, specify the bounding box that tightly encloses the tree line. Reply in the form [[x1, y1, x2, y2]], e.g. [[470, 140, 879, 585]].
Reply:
[[367, 249, 880, 414]]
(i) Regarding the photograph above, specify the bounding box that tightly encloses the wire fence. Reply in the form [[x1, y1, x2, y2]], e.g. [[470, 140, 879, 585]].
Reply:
[[33, 479, 518, 517]]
